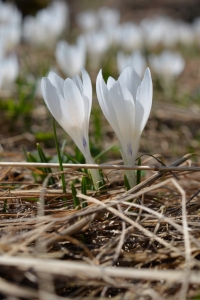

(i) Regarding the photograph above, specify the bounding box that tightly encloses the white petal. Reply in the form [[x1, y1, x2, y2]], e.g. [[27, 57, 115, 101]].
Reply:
[[107, 76, 116, 89], [55, 41, 67, 72], [63, 78, 85, 127], [96, 70, 120, 136], [135, 67, 153, 135], [72, 74, 84, 96], [48, 71, 64, 96], [62, 79, 91, 157], [41, 77, 66, 128], [81, 69, 92, 132], [77, 35, 86, 52], [118, 65, 141, 101], [117, 51, 127, 73], [96, 69, 109, 118], [109, 81, 135, 151], [82, 95, 91, 134], [81, 68, 92, 107]]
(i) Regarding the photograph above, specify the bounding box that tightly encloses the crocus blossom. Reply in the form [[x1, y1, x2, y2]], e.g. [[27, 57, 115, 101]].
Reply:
[[55, 36, 86, 77], [76, 10, 98, 32], [193, 17, 200, 45], [0, 54, 19, 90], [98, 7, 120, 28], [118, 22, 143, 51], [0, 0, 22, 25], [41, 69, 99, 187], [96, 66, 153, 187], [0, 1, 22, 52], [149, 50, 185, 81], [177, 22, 194, 45], [0, 25, 21, 52], [23, 1, 68, 47], [141, 16, 179, 48], [85, 30, 111, 69], [117, 50, 147, 78]]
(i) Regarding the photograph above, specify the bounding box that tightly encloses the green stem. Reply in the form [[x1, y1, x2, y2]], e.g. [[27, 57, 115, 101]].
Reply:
[[53, 118, 67, 200], [85, 155, 100, 190]]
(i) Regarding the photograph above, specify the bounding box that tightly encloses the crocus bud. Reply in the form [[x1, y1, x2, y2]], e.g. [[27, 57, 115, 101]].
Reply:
[[96, 66, 153, 187], [41, 69, 100, 188]]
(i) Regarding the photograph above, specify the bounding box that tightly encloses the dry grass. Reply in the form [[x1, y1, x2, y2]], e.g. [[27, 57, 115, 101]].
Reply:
[[0, 154, 200, 299]]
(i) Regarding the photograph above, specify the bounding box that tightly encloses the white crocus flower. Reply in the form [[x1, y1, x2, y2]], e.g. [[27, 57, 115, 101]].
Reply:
[[41, 69, 99, 188], [118, 22, 143, 51], [149, 50, 185, 81], [0, 25, 21, 52], [0, 0, 22, 25], [104, 24, 122, 46], [76, 10, 98, 32], [192, 17, 200, 45], [0, 0, 22, 53], [96, 66, 153, 187], [0, 42, 5, 59], [141, 16, 179, 48], [98, 7, 120, 28], [177, 22, 194, 46], [85, 30, 111, 69], [117, 50, 147, 78], [0, 54, 19, 90], [55, 36, 86, 77], [23, 1, 68, 47]]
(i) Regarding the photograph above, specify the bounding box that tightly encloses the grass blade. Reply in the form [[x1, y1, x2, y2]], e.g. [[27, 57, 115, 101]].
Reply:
[[36, 143, 55, 185], [53, 118, 67, 197], [71, 182, 80, 208], [81, 176, 87, 208]]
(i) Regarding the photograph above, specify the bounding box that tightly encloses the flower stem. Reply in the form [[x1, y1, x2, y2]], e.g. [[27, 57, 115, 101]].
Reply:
[[53, 118, 67, 199], [85, 155, 100, 190]]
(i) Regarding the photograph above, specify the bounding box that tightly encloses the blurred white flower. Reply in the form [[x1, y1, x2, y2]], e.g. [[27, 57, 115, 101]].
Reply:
[[118, 22, 143, 51], [0, 0, 22, 25], [0, 25, 21, 52], [37, 1, 68, 37], [55, 36, 86, 77], [141, 16, 179, 48], [76, 10, 98, 32], [85, 30, 110, 56], [117, 50, 147, 77], [177, 22, 194, 45], [85, 30, 111, 68], [193, 17, 200, 44], [0, 54, 19, 89], [0, 1, 22, 52], [41, 69, 100, 187], [0, 40, 5, 59], [103, 24, 122, 46], [23, 15, 44, 46], [96, 66, 153, 187], [23, 1, 69, 47], [149, 50, 185, 80], [34, 68, 57, 99], [98, 7, 120, 28]]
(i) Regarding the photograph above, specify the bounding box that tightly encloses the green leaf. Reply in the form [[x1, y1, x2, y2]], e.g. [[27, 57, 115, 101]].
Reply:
[[81, 176, 87, 208], [94, 144, 117, 161], [98, 168, 106, 190], [63, 152, 79, 164], [37, 143, 55, 185], [53, 119, 67, 198], [27, 152, 45, 182], [71, 182, 80, 208], [124, 174, 130, 191]]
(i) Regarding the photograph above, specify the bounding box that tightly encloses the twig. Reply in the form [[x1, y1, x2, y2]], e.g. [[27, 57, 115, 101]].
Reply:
[[0, 256, 200, 284]]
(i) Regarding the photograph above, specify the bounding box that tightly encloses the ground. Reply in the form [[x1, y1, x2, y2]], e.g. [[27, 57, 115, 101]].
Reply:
[[0, 0, 200, 299]]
